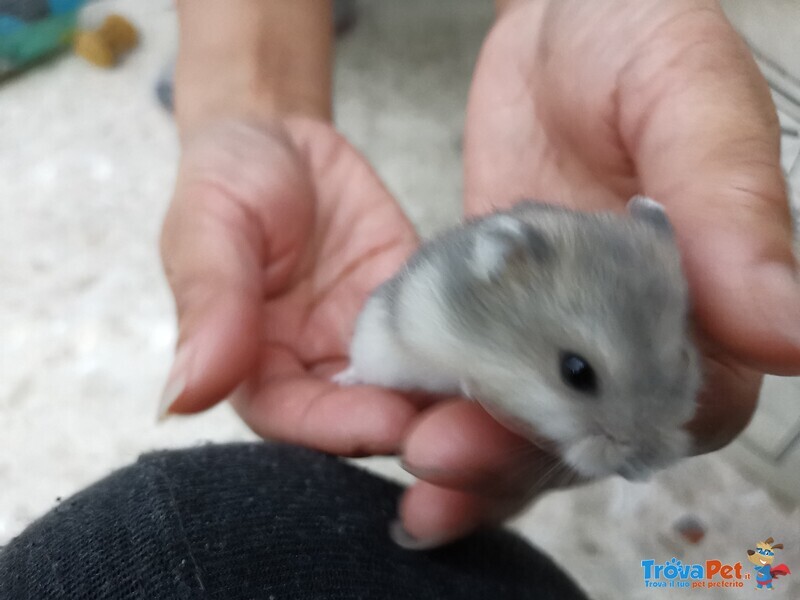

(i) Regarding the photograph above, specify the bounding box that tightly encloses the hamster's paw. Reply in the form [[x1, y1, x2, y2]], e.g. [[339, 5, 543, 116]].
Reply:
[[332, 366, 363, 386], [460, 378, 477, 400]]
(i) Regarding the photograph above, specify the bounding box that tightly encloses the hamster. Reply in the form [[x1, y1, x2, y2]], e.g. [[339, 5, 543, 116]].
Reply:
[[334, 196, 702, 481]]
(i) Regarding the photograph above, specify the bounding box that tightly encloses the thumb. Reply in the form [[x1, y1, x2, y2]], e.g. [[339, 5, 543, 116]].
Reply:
[[622, 15, 800, 373], [159, 123, 315, 416]]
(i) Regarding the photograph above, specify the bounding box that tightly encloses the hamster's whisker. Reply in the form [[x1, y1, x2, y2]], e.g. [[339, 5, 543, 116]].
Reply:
[[496, 433, 559, 461], [526, 456, 576, 493]]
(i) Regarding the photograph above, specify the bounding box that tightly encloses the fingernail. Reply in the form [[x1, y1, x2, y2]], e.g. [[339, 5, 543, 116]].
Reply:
[[400, 459, 474, 485], [157, 345, 191, 422], [157, 374, 185, 422], [399, 458, 428, 478], [389, 520, 449, 551]]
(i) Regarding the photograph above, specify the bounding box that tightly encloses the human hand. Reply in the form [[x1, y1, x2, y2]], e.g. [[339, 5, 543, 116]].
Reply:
[[163, 2, 425, 452], [393, 0, 800, 547], [160, 117, 420, 455]]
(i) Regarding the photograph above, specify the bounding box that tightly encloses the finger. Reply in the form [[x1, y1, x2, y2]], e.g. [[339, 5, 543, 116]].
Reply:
[[402, 399, 577, 499], [160, 124, 315, 416], [393, 482, 498, 549], [688, 348, 763, 455], [230, 346, 419, 456], [620, 10, 800, 373], [159, 183, 263, 417], [395, 403, 577, 546]]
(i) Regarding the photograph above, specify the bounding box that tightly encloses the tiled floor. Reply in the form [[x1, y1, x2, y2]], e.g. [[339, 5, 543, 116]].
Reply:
[[1, 2, 798, 599]]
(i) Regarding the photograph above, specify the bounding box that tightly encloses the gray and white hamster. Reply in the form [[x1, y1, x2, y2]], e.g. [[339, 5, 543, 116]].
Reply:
[[334, 196, 701, 481]]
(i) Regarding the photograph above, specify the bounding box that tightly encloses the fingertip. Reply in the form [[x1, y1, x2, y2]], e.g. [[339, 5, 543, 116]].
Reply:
[[162, 292, 261, 416], [690, 257, 800, 375], [402, 399, 540, 489], [398, 482, 491, 547], [746, 262, 800, 371], [686, 354, 762, 454]]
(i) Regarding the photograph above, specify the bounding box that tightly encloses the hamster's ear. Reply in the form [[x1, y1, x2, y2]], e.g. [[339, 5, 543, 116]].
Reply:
[[627, 195, 674, 236], [470, 215, 551, 281]]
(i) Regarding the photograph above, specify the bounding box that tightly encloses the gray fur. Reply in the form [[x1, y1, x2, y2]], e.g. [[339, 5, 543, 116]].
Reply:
[[340, 198, 701, 481]]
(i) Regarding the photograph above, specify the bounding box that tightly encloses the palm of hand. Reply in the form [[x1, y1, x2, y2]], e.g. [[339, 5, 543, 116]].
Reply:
[[464, 0, 792, 451], [467, 1, 783, 213], [164, 118, 419, 454], [466, 1, 642, 211], [240, 119, 421, 454]]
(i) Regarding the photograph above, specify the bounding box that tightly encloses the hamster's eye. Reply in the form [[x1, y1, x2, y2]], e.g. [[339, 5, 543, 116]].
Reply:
[[559, 352, 597, 394]]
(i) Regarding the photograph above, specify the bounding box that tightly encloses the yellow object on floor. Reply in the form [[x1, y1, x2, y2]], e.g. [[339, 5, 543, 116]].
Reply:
[[73, 14, 138, 68]]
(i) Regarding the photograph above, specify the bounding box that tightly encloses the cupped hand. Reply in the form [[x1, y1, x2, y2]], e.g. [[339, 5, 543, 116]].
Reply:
[[160, 117, 420, 455], [395, 0, 800, 546]]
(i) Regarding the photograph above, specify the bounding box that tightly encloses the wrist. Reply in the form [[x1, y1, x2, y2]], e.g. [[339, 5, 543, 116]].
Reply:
[[175, 0, 333, 134]]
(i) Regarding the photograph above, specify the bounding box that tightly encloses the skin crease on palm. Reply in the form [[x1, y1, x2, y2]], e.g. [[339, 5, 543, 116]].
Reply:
[[161, 0, 800, 547]]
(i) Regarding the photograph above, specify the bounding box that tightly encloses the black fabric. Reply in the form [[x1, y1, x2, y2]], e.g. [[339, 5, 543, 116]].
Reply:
[[0, 443, 589, 599]]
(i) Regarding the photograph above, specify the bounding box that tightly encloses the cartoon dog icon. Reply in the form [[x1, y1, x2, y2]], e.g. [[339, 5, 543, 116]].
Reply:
[[747, 537, 791, 590]]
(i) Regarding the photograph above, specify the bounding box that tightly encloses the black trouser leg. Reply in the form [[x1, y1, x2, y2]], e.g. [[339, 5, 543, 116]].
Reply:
[[0, 443, 588, 599]]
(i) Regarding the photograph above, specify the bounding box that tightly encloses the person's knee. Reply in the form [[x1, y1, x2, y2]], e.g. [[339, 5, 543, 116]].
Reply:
[[1, 443, 589, 599]]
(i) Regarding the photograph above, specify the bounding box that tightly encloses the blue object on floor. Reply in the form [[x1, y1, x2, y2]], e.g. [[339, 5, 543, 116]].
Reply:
[[48, 0, 84, 15], [0, 0, 87, 77], [0, 15, 25, 35]]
